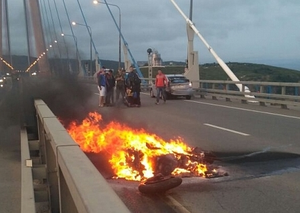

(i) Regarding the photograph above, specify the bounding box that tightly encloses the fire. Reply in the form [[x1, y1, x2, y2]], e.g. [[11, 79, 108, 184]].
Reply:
[[66, 112, 208, 181]]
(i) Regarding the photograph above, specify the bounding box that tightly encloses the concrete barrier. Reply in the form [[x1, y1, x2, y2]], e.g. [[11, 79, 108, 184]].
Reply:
[[34, 99, 130, 213]]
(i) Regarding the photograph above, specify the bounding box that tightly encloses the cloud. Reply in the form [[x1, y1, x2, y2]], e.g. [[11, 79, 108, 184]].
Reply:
[[5, 0, 300, 70]]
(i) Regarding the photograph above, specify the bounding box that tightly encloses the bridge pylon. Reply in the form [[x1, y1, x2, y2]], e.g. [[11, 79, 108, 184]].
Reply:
[[27, 0, 50, 74], [184, 23, 200, 89]]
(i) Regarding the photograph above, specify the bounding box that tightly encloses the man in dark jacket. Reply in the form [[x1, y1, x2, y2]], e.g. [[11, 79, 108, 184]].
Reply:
[[125, 65, 141, 107], [115, 69, 126, 105], [105, 69, 115, 106]]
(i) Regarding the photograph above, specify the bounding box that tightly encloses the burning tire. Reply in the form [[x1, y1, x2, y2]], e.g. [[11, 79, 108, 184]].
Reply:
[[138, 175, 182, 194]]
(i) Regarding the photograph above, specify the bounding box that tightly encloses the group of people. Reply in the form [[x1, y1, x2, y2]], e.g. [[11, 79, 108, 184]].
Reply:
[[95, 65, 141, 107]]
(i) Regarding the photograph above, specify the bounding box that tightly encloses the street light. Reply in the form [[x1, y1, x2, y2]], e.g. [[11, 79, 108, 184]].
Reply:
[[189, 0, 193, 20], [72, 21, 93, 76], [61, 33, 78, 48], [93, 0, 122, 70]]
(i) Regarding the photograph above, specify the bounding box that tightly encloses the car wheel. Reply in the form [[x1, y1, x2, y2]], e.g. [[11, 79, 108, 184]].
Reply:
[[150, 89, 155, 98], [186, 95, 191, 100]]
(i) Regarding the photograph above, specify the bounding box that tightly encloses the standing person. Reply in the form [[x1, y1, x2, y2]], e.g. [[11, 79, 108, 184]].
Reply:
[[155, 69, 167, 104], [105, 69, 115, 106], [125, 65, 141, 107], [97, 68, 106, 107], [115, 68, 126, 105]]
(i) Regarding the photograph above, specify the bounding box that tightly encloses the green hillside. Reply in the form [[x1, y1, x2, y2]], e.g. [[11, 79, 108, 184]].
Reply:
[[140, 62, 300, 82], [6, 55, 300, 82]]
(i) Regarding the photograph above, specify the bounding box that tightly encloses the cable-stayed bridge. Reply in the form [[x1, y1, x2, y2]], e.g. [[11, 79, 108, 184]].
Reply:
[[1, 1, 300, 213]]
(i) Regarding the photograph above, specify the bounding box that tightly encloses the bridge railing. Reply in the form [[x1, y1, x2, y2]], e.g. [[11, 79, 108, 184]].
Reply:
[[26, 99, 130, 213], [193, 80, 300, 108], [78, 76, 300, 108]]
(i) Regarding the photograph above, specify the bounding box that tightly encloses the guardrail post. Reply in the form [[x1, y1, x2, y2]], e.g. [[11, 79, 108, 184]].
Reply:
[[280, 86, 288, 108], [225, 83, 231, 101], [260, 85, 264, 93], [212, 83, 217, 100], [226, 83, 230, 91], [199, 82, 205, 98], [281, 86, 286, 95]]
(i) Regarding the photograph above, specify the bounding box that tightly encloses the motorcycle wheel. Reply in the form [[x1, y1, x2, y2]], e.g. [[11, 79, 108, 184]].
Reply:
[[138, 176, 182, 194]]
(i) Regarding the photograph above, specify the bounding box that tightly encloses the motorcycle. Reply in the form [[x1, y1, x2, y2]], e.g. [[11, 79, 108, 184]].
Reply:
[[126, 145, 219, 194]]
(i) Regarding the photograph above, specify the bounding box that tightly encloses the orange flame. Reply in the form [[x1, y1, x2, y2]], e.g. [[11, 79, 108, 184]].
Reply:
[[66, 112, 207, 181]]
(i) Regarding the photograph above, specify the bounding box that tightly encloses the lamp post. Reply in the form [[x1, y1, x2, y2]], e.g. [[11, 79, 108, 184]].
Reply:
[[72, 21, 93, 76], [93, 0, 122, 70], [189, 0, 193, 20]]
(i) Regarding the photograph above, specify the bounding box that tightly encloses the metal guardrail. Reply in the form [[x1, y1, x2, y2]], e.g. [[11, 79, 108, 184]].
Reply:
[[78, 76, 300, 108], [21, 99, 131, 213], [193, 80, 300, 108]]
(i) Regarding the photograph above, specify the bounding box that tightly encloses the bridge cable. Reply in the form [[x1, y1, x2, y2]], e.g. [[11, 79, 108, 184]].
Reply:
[[40, 0, 53, 56], [46, 0, 65, 74], [102, 0, 144, 78], [4, 0, 12, 67], [23, 0, 33, 68], [46, 0, 62, 59], [61, 0, 83, 74], [53, 0, 70, 63], [169, 0, 254, 98], [75, 0, 102, 69], [42, 0, 58, 59]]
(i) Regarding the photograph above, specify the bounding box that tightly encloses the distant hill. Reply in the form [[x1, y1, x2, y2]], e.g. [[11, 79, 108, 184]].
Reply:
[[3, 55, 300, 82], [200, 62, 300, 82], [140, 62, 300, 82]]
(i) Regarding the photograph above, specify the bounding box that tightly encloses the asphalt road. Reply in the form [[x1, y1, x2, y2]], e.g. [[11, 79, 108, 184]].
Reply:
[[2, 77, 300, 213], [0, 79, 21, 213], [85, 84, 300, 213]]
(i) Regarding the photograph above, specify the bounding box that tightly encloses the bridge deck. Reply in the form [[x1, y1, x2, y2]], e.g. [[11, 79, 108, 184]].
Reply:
[[0, 90, 21, 213]]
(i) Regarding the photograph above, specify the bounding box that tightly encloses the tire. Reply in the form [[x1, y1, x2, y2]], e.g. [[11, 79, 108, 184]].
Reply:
[[138, 176, 182, 194], [186, 95, 191, 100]]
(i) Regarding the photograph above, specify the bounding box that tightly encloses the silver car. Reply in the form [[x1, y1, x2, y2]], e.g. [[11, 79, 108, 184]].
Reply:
[[150, 74, 194, 100]]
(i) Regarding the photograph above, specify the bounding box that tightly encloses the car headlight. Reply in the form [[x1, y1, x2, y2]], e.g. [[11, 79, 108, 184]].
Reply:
[[0, 79, 3, 83], [189, 82, 192, 87]]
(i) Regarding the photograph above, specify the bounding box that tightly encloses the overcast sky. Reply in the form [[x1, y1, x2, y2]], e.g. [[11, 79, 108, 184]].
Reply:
[[7, 0, 300, 70]]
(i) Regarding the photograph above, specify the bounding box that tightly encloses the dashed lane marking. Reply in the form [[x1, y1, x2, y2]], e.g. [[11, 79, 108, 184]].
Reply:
[[186, 100, 300, 120], [204, 123, 250, 136]]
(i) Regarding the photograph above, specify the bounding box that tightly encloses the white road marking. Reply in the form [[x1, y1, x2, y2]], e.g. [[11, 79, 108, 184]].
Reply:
[[186, 100, 300, 120], [204, 123, 250, 136], [220, 144, 293, 161], [165, 195, 191, 213]]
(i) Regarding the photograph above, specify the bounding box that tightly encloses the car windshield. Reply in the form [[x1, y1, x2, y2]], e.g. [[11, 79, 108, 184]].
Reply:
[[168, 77, 189, 83]]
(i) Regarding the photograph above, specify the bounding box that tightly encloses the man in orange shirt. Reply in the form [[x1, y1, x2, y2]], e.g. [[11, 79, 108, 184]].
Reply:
[[155, 69, 167, 104]]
